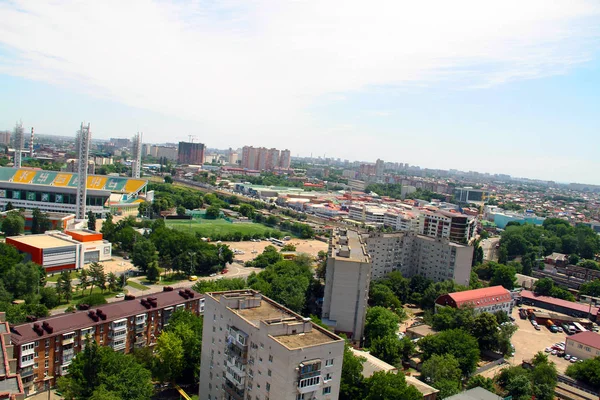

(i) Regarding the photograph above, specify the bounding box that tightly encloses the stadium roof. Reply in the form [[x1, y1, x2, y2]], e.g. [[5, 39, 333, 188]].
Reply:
[[0, 167, 147, 194]]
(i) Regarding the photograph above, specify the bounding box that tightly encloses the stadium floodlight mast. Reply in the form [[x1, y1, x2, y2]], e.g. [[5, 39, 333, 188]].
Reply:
[[75, 122, 91, 220]]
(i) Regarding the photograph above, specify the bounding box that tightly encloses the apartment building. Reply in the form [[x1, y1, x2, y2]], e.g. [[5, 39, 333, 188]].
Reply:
[[178, 141, 206, 165], [199, 290, 344, 400], [11, 289, 203, 395], [419, 211, 476, 244], [322, 229, 371, 343], [565, 331, 600, 361], [0, 313, 25, 400], [241, 146, 291, 171], [454, 187, 487, 204], [366, 232, 473, 284]]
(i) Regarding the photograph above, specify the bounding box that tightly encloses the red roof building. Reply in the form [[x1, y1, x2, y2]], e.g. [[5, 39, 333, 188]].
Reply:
[[566, 331, 600, 360], [520, 290, 598, 318], [435, 286, 513, 314]]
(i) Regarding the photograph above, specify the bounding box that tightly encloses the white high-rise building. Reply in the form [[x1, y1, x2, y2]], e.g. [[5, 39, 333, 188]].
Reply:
[[199, 290, 344, 400], [322, 229, 371, 344], [366, 232, 474, 284]]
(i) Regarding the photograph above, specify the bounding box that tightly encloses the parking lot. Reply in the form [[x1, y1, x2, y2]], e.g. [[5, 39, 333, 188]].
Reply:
[[510, 307, 575, 372]]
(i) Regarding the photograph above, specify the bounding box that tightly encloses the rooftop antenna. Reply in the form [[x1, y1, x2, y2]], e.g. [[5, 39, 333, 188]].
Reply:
[[13, 122, 24, 168], [75, 122, 91, 220]]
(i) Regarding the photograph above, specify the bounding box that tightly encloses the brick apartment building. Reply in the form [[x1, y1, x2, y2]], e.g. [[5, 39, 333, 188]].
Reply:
[[11, 289, 203, 395]]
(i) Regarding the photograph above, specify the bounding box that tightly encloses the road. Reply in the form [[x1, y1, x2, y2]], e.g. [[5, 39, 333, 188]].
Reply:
[[480, 237, 500, 262]]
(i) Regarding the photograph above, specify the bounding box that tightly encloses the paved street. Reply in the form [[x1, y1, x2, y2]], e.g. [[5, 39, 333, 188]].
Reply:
[[480, 237, 500, 262]]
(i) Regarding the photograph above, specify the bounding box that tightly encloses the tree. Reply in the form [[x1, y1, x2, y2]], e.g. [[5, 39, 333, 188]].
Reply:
[[363, 371, 422, 400], [471, 312, 499, 351], [154, 331, 184, 382], [369, 283, 402, 312], [164, 175, 173, 184], [370, 336, 401, 365], [176, 205, 186, 216], [580, 279, 600, 297], [87, 211, 97, 231], [205, 205, 220, 219], [107, 272, 118, 292], [340, 343, 366, 400], [567, 356, 600, 387], [419, 329, 480, 376], [534, 277, 554, 296], [4, 202, 13, 211], [280, 243, 297, 252], [2, 212, 24, 236], [466, 375, 496, 393], [239, 204, 255, 218], [57, 339, 153, 400], [146, 261, 160, 283], [420, 353, 462, 392], [398, 336, 416, 361], [364, 307, 400, 347], [31, 208, 52, 234], [131, 238, 158, 273], [490, 264, 517, 290], [88, 263, 106, 294], [580, 259, 600, 271], [58, 270, 74, 302], [100, 213, 116, 243], [165, 310, 203, 383], [39, 286, 60, 308], [78, 269, 89, 295]]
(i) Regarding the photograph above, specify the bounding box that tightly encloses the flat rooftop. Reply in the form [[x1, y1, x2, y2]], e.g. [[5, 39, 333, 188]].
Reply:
[[331, 229, 370, 262], [66, 229, 97, 237], [7, 234, 76, 249], [211, 291, 342, 349]]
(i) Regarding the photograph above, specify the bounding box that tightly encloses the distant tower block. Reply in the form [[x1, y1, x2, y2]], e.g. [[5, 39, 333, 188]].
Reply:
[[131, 132, 142, 179], [75, 122, 91, 220], [30, 127, 34, 158], [13, 122, 24, 168]]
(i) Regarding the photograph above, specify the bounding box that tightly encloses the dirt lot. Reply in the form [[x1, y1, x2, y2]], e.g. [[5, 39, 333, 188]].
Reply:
[[222, 239, 328, 263], [510, 307, 573, 373]]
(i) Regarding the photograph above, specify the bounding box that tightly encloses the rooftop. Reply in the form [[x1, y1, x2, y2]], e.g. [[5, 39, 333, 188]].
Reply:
[[569, 331, 600, 349], [210, 290, 342, 350], [520, 290, 599, 316], [446, 387, 503, 400], [331, 229, 370, 262], [442, 286, 512, 308], [6, 234, 77, 249], [11, 289, 201, 344]]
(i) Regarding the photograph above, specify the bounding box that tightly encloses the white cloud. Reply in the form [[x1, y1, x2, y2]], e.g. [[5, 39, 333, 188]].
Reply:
[[0, 0, 599, 150]]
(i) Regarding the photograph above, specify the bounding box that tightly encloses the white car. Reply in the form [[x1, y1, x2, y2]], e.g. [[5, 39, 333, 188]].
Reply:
[[115, 293, 125, 298], [570, 357, 578, 363]]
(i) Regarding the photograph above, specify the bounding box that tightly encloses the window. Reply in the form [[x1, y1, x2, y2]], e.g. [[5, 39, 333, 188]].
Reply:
[[325, 359, 334, 366], [324, 373, 332, 382], [44, 360, 49, 368], [268, 355, 273, 363], [266, 383, 270, 392], [323, 387, 331, 395], [268, 369, 271, 376]]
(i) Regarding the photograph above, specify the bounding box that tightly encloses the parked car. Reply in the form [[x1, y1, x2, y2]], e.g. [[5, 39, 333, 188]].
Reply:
[[545, 347, 552, 353], [565, 355, 571, 360], [189, 275, 198, 281], [221, 269, 228, 274], [534, 325, 541, 331], [115, 293, 125, 298], [570, 357, 578, 363], [551, 350, 558, 355]]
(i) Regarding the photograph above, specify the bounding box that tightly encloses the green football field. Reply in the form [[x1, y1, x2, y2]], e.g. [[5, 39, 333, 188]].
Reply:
[[165, 219, 272, 237]]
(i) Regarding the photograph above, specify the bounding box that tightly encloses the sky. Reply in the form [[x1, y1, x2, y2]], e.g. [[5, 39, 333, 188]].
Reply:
[[1, 0, 600, 184]]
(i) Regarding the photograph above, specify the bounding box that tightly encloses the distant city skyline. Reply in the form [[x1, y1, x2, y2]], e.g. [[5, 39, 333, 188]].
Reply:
[[1, 1, 599, 184]]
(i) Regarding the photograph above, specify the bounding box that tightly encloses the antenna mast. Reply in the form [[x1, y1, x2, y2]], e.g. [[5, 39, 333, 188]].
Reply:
[[13, 122, 24, 168]]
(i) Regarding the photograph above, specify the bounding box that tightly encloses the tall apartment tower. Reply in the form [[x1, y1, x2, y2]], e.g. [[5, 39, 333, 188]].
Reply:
[[375, 158, 384, 177], [131, 132, 142, 179], [279, 149, 291, 169], [322, 229, 371, 344], [199, 290, 344, 400], [177, 141, 205, 165], [13, 122, 24, 169]]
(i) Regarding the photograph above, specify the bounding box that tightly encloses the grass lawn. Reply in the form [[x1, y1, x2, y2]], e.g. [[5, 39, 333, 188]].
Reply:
[[53, 287, 123, 309], [127, 280, 151, 291], [159, 273, 188, 285], [166, 218, 273, 237]]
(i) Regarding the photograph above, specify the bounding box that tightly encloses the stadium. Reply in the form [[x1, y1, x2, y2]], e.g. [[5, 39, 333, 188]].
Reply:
[[0, 167, 148, 216]]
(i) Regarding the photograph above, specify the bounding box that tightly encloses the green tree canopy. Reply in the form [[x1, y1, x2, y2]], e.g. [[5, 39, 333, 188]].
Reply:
[[57, 339, 153, 400], [419, 329, 480, 376], [2, 212, 24, 236], [363, 371, 422, 400], [364, 306, 400, 347]]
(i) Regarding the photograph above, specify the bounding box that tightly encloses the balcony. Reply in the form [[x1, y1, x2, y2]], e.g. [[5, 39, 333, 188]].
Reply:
[[135, 323, 146, 332], [225, 358, 246, 377], [223, 381, 244, 400], [20, 367, 34, 378], [297, 376, 321, 394], [225, 370, 245, 390]]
